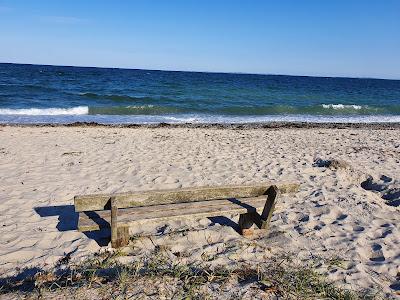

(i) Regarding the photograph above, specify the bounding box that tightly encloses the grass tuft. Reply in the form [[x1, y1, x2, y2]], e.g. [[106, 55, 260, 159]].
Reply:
[[0, 250, 384, 299]]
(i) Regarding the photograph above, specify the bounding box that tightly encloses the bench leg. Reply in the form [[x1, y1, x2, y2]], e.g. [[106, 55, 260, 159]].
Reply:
[[239, 185, 280, 237], [260, 185, 280, 231], [111, 197, 129, 248], [239, 212, 258, 237], [116, 226, 130, 248]]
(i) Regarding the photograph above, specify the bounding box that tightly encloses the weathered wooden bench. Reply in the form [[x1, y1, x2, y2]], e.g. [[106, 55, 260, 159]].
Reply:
[[74, 183, 299, 248]]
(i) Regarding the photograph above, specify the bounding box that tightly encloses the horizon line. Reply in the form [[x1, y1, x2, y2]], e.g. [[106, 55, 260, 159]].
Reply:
[[1, 61, 399, 81]]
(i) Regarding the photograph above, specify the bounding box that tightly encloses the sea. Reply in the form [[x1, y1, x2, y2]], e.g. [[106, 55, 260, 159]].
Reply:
[[1, 63, 399, 124]]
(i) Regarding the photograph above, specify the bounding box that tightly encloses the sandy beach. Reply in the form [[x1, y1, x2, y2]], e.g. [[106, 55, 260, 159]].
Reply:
[[0, 124, 399, 297]]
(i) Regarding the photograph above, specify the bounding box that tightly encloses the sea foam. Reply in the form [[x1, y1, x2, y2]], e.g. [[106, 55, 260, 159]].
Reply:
[[1, 113, 400, 125], [0, 106, 89, 115], [322, 104, 363, 110]]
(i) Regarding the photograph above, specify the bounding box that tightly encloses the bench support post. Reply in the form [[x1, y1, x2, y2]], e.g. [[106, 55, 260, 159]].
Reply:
[[111, 197, 129, 248], [239, 212, 258, 237], [238, 185, 280, 237], [260, 185, 280, 231]]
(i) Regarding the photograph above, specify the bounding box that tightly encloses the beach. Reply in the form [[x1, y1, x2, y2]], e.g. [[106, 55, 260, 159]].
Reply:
[[0, 124, 399, 297]]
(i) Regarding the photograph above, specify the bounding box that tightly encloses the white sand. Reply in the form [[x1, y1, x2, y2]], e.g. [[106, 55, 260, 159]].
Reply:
[[0, 126, 399, 296]]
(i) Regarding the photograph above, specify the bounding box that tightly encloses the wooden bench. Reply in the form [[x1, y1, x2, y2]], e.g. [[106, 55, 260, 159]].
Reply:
[[74, 183, 299, 248]]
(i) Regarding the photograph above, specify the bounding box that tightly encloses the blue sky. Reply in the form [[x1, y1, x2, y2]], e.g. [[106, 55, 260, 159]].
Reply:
[[0, 0, 399, 79]]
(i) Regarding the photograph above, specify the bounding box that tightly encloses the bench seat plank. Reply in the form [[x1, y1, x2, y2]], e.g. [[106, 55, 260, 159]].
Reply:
[[74, 182, 299, 212], [78, 195, 275, 232]]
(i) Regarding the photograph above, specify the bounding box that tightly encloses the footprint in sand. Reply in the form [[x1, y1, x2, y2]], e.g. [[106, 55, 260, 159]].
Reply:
[[334, 214, 348, 223], [337, 213, 348, 220], [313, 222, 326, 230], [389, 281, 400, 293], [352, 225, 365, 232], [299, 214, 310, 222], [380, 228, 393, 238], [369, 243, 385, 262], [361, 175, 400, 207]]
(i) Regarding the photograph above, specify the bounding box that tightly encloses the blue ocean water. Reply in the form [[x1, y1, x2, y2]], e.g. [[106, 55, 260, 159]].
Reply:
[[1, 63, 400, 124]]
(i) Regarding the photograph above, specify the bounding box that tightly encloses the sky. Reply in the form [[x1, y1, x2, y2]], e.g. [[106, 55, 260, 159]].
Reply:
[[0, 0, 399, 79]]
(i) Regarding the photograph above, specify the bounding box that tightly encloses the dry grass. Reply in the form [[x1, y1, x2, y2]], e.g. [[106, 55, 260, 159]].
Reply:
[[0, 249, 384, 300]]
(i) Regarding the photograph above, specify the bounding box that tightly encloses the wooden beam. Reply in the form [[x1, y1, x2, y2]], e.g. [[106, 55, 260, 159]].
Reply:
[[238, 185, 280, 237], [110, 197, 118, 248], [74, 182, 299, 212], [238, 212, 258, 237], [78, 195, 283, 232], [260, 185, 280, 231], [110, 197, 129, 248]]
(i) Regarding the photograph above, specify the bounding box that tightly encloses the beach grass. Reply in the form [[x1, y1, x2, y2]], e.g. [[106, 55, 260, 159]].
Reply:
[[0, 250, 383, 299]]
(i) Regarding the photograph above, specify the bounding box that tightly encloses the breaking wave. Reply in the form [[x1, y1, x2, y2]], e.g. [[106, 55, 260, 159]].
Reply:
[[0, 106, 89, 115], [322, 104, 363, 110]]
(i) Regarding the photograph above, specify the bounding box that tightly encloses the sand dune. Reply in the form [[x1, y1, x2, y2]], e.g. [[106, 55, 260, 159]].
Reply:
[[0, 126, 399, 297]]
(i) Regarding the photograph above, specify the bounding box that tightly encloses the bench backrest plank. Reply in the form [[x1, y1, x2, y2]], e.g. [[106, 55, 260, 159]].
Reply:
[[78, 195, 272, 232], [74, 182, 299, 212]]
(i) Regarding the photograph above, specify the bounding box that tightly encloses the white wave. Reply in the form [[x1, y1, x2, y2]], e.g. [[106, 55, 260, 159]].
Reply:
[[322, 104, 363, 110], [0, 106, 89, 115], [154, 114, 400, 124]]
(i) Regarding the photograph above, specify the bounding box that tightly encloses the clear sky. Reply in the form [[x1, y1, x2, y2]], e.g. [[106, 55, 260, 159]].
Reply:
[[0, 0, 399, 79]]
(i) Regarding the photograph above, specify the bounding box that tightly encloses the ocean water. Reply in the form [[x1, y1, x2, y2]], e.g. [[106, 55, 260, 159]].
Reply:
[[1, 63, 400, 124]]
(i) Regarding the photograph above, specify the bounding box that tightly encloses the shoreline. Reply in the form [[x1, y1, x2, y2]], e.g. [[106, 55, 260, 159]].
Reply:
[[1, 121, 400, 130]]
